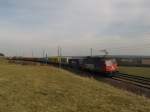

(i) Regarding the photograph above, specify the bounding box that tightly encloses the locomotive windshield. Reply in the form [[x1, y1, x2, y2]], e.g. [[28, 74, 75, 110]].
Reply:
[[105, 59, 117, 66]]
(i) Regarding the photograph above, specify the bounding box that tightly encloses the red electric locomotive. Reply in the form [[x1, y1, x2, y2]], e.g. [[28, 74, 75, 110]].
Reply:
[[69, 56, 118, 77]]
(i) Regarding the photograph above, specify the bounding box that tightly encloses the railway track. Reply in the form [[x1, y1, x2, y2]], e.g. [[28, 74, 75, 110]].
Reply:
[[113, 73, 150, 90]]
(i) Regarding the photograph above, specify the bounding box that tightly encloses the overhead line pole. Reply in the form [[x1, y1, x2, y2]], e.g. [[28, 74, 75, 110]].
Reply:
[[45, 52, 48, 64], [58, 46, 62, 69], [90, 48, 93, 57], [32, 50, 34, 57], [60, 47, 62, 68], [43, 50, 45, 58], [42, 49, 45, 64]]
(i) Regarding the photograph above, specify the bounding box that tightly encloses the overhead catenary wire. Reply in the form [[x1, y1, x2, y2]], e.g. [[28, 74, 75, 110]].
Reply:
[[106, 43, 150, 51], [89, 43, 150, 56], [97, 43, 150, 51]]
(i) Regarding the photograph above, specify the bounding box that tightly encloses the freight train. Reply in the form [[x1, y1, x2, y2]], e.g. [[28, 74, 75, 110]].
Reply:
[[8, 56, 118, 77]]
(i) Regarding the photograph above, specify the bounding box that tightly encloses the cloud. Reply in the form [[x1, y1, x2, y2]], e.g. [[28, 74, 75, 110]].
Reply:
[[0, 0, 150, 56]]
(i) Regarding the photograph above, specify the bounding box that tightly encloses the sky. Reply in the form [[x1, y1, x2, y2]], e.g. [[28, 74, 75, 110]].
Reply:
[[0, 0, 150, 57]]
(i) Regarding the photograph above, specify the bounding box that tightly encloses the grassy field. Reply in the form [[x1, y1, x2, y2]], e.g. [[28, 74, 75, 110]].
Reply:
[[119, 66, 150, 78], [0, 59, 150, 112]]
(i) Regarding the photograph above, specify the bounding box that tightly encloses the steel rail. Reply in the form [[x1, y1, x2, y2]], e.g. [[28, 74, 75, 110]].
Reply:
[[117, 72, 150, 81], [113, 73, 150, 90], [112, 77, 150, 90]]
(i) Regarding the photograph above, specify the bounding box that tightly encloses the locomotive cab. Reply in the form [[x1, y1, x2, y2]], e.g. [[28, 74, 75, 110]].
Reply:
[[104, 59, 118, 76]]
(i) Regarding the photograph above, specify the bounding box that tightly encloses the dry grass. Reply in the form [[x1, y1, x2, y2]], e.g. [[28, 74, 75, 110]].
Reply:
[[119, 66, 150, 78], [0, 59, 150, 112]]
